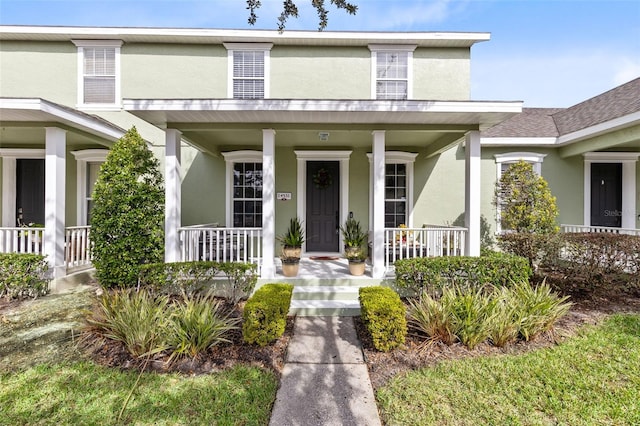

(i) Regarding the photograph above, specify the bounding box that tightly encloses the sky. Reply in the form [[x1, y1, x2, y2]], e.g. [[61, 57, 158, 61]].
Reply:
[[1, 0, 639, 107]]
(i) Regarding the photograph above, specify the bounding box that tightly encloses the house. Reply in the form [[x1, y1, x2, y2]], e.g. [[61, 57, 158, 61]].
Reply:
[[0, 25, 637, 283]]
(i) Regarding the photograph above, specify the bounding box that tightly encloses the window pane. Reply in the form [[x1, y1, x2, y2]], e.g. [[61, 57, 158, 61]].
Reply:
[[376, 81, 407, 100], [84, 77, 115, 104], [377, 52, 407, 79]]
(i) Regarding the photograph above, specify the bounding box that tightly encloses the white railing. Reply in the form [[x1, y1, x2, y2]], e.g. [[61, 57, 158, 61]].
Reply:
[[384, 226, 467, 267], [0, 227, 44, 255], [65, 226, 92, 270], [561, 224, 640, 236], [179, 227, 263, 271]]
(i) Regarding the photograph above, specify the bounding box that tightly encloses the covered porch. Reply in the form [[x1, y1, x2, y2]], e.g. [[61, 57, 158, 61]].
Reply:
[[126, 98, 521, 279]]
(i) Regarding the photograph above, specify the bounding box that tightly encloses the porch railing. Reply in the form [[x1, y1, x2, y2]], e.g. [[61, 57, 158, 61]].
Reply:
[[561, 224, 640, 236], [0, 227, 44, 255], [384, 226, 467, 267], [179, 227, 263, 271], [65, 226, 92, 271]]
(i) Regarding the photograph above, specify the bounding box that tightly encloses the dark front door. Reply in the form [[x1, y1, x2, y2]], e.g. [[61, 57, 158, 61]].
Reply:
[[16, 159, 45, 226], [306, 161, 340, 252], [591, 163, 622, 227]]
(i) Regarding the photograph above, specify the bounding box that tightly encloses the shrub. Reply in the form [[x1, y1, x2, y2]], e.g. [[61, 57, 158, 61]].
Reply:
[[0, 253, 50, 300], [242, 283, 293, 346], [497, 232, 564, 270], [510, 280, 572, 341], [91, 127, 164, 289], [395, 253, 531, 296], [487, 287, 520, 347], [561, 232, 640, 279], [359, 286, 407, 352], [85, 289, 169, 357], [443, 286, 494, 350], [166, 295, 240, 360], [138, 261, 257, 304], [407, 292, 457, 345], [494, 160, 559, 234]]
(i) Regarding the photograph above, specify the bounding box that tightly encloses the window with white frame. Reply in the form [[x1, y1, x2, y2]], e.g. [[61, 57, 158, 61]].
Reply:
[[224, 43, 272, 99], [369, 45, 415, 100], [368, 151, 417, 228], [72, 40, 122, 107], [494, 152, 546, 232], [223, 151, 263, 228], [72, 149, 109, 225]]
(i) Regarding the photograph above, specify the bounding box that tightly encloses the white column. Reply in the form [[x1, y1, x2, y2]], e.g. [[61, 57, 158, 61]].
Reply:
[[44, 127, 66, 278], [464, 131, 481, 256], [583, 161, 591, 226], [165, 129, 182, 263], [372, 131, 386, 278], [622, 161, 637, 229], [261, 129, 276, 278], [1, 157, 16, 227]]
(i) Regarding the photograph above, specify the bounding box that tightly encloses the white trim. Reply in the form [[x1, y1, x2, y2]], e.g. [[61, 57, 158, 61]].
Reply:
[[465, 131, 481, 256], [371, 131, 386, 278], [1, 149, 45, 227], [294, 150, 352, 254], [223, 42, 273, 51], [583, 152, 639, 228], [71, 149, 109, 226], [557, 111, 640, 145], [366, 151, 418, 227], [261, 130, 276, 278], [73, 40, 123, 109], [222, 150, 263, 228], [368, 44, 418, 52], [369, 46, 416, 101], [44, 127, 66, 278], [482, 137, 557, 146]]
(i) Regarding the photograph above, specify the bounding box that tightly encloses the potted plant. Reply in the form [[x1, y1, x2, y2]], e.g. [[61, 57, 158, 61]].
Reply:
[[340, 217, 368, 276], [278, 217, 305, 259], [280, 255, 300, 277]]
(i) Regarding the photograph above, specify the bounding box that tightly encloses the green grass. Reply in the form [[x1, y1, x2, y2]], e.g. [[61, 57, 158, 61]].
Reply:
[[377, 313, 640, 425], [0, 362, 277, 425]]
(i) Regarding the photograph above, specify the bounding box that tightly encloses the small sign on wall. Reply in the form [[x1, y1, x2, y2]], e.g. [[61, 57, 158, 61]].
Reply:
[[277, 192, 292, 201]]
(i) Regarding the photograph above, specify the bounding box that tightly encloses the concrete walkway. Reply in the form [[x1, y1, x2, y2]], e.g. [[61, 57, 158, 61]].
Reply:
[[269, 316, 382, 426]]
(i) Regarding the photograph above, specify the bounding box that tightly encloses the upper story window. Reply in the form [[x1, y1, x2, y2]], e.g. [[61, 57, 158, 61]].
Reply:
[[224, 43, 272, 99], [369, 45, 416, 100], [72, 40, 122, 109]]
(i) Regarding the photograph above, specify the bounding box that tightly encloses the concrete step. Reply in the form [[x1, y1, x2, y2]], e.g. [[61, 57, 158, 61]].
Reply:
[[292, 285, 361, 301], [289, 300, 361, 317], [258, 277, 383, 287]]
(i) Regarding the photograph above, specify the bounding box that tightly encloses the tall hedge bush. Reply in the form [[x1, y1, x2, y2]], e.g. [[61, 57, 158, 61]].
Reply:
[[90, 127, 164, 288]]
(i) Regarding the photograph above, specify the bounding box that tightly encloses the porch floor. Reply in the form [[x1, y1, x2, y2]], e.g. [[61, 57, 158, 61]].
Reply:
[[272, 255, 394, 280]]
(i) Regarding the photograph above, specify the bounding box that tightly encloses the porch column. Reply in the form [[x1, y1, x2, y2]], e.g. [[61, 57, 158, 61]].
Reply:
[[1, 157, 16, 227], [464, 131, 481, 256], [165, 129, 182, 263], [44, 127, 66, 279], [261, 129, 276, 278], [621, 161, 637, 229], [372, 130, 386, 278]]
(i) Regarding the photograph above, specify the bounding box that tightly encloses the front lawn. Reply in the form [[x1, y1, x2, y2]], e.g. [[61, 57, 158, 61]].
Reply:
[[0, 362, 277, 425], [377, 313, 640, 425]]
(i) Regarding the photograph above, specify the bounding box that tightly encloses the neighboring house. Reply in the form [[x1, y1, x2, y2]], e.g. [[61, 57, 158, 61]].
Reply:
[[0, 25, 636, 281], [481, 78, 640, 234]]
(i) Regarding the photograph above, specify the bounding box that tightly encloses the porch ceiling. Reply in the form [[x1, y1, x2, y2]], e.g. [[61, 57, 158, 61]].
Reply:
[[124, 98, 522, 155]]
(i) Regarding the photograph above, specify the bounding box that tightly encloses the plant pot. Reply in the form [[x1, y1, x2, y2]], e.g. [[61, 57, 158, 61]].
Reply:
[[348, 260, 366, 276], [344, 246, 361, 259], [281, 260, 300, 277], [282, 246, 301, 259]]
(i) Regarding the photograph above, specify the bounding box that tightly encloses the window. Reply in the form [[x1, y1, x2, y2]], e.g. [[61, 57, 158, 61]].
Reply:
[[224, 43, 272, 99], [369, 45, 415, 100], [223, 151, 263, 228], [72, 40, 122, 107], [72, 149, 108, 225], [368, 151, 417, 228]]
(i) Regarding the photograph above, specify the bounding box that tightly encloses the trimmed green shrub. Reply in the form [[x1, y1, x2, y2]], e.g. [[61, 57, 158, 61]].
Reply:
[[138, 261, 257, 304], [359, 286, 407, 352], [0, 253, 50, 300], [242, 283, 293, 346], [90, 127, 164, 289], [166, 295, 240, 360], [497, 232, 563, 270], [395, 252, 531, 296], [561, 232, 640, 278]]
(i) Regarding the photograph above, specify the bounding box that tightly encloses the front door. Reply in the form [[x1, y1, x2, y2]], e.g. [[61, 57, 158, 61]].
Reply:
[[16, 159, 45, 226], [591, 163, 622, 227], [306, 161, 340, 252]]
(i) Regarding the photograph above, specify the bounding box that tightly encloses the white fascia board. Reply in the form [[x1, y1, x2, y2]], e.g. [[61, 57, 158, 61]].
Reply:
[[0, 97, 43, 110], [557, 111, 640, 145], [583, 152, 640, 163], [123, 99, 522, 114], [481, 137, 558, 146]]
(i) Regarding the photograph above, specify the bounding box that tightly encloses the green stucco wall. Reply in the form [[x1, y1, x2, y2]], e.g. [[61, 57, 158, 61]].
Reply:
[[122, 44, 227, 99], [413, 48, 470, 100], [0, 41, 77, 105]]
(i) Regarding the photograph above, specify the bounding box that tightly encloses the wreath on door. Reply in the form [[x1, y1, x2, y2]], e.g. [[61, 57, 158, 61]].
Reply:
[[312, 167, 333, 189]]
